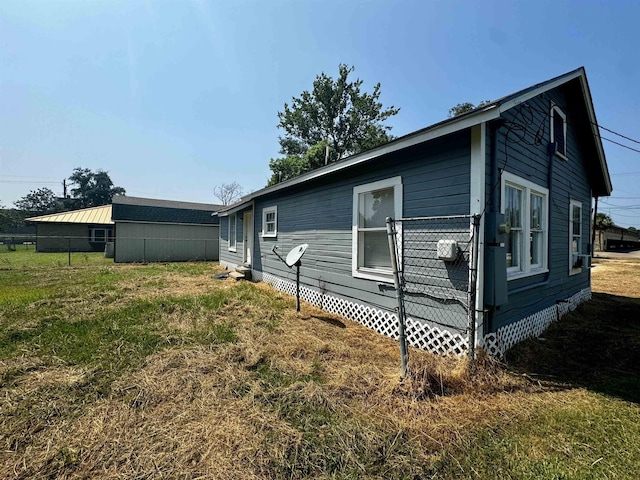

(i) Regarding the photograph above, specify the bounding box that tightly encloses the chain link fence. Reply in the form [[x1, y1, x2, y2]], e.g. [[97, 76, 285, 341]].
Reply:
[[387, 215, 480, 370]]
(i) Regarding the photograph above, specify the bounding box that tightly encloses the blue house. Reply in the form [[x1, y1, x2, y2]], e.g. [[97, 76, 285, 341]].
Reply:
[[217, 67, 612, 357]]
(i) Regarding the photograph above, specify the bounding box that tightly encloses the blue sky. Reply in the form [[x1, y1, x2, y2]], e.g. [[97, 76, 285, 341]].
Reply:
[[1, 0, 639, 227]]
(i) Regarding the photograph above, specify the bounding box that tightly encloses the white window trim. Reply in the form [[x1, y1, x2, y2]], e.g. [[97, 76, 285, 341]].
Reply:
[[90, 227, 111, 243], [228, 213, 237, 252], [501, 171, 549, 280], [569, 199, 583, 276], [550, 105, 568, 160], [261, 206, 278, 238], [352, 176, 402, 283]]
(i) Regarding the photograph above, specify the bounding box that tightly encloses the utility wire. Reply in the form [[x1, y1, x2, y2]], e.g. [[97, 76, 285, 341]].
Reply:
[[596, 124, 640, 145], [599, 136, 640, 154]]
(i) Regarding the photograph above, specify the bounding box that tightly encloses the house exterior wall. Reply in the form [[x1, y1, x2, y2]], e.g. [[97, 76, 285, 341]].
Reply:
[[114, 222, 219, 262], [251, 130, 471, 317], [35, 223, 106, 252], [485, 84, 593, 335], [219, 207, 250, 269]]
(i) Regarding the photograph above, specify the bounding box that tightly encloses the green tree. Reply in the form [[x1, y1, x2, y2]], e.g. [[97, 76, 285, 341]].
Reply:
[[69, 168, 126, 208], [13, 187, 58, 214], [448, 100, 491, 118], [268, 64, 399, 185], [595, 212, 614, 228]]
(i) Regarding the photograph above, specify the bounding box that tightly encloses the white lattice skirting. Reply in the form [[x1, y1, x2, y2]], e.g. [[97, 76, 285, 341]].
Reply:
[[483, 287, 592, 357], [254, 270, 470, 356]]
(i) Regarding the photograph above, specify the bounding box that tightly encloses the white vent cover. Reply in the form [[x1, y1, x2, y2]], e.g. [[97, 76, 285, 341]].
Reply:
[[437, 239, 458, 261]]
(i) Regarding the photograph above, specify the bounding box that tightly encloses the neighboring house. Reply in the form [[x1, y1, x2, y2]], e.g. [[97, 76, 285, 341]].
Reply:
[[218, 67, 612, 357], [28, 205, 114, 252], [111, 196, 221, 263]]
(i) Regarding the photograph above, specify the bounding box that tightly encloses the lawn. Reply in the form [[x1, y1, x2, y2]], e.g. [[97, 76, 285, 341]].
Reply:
[[0, 252, 639, 478]]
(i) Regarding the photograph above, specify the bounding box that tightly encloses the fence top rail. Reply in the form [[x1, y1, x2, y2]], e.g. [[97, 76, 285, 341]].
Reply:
[[395, 215, 475, 222]]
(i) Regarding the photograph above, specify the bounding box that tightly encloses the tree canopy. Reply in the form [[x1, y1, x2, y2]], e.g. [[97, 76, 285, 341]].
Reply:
[[448, 100, 491, 118], [595, 212, 614, 228], [69, 168, 126, 208], [267, 65, 399, 186], [13, 187, 58, 214]]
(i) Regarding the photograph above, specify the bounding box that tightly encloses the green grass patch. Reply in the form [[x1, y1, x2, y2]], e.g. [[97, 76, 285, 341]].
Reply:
[[0, 248, 114, 268], [432, 393, 640, 479]]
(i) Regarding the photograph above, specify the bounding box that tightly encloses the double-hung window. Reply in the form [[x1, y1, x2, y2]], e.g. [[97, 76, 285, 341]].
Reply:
[[228, 213, 237, 251], [262, 206, 277, 238], [352, 176, 402, 282], [550, 105, 567, 159], [569, 200, 583, 274], [501, 172, 549, 279]]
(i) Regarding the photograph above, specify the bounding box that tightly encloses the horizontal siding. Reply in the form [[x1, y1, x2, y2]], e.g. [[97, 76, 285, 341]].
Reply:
[[219, 210, 248, 268], [487, 85, 592, 332], [115, 222, 219, 262], [252, 129, 472, 315]]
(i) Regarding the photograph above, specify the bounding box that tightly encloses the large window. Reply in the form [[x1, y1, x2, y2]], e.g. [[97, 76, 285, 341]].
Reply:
[[352, 176, 402, 282], [261, 206, 277, 238], [569, 200, 583, 274], [550, 105, 567, 159], [501, 172, 549, 279], [228, 213, 237, 251]]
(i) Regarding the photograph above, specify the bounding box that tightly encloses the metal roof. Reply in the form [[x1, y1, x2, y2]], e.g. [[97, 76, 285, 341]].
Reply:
[[27, 205, 113, 225]]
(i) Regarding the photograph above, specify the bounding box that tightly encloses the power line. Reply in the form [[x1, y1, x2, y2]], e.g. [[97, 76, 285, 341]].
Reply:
[[596, 124, 640, 145], [600, 136, 640, 154]]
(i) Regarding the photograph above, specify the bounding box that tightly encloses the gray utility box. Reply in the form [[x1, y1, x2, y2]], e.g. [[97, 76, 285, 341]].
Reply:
[[484, 246, 508, 306]]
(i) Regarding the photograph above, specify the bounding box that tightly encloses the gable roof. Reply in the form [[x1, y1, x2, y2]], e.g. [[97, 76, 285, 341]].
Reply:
[[219, 67, 611, 215], [27, 205, 113, 225], [111, 195, 221, 225]]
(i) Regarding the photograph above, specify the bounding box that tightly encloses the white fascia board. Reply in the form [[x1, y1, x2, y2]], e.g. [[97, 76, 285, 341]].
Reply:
[[497, 70, 584, 113], [577, 75, 612, 195]]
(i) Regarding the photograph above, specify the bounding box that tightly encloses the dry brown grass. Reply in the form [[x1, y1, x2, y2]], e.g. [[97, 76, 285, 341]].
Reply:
[[591, 257, 640, 297], [2, 259, 639, 478]]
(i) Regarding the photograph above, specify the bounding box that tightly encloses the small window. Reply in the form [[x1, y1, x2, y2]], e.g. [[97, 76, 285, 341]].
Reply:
[[569, 200, 583, 274], [228, 213, 237, 251], [550, 105, 567, 159], [90, 227, 112, 243], [262, 206, 277, 238], [501, 172, 549, 279], [352, 176, 402, 282]]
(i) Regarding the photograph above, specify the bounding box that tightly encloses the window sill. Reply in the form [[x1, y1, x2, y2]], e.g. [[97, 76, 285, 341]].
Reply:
[[261, 233, 277, 238], [569, 267, 583, 276], [507, 268, 549, 281], [353, 268, 394, 284], [228, 247, 237, 253], [555, 151, 568, 161]]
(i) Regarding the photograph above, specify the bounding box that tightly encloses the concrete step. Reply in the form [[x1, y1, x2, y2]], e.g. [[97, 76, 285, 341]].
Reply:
[[235, 265, 252, 280], [229, 271, 246, 281]]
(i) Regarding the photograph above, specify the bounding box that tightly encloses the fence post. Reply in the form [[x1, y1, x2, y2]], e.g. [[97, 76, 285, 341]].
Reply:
[[68, 238, 71, 266], [386, 217, 408, 378], [467, 215, 481, 368]]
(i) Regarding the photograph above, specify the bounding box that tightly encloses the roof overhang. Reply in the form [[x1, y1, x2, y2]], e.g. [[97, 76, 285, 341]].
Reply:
[[219, 67, 611, 209]]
